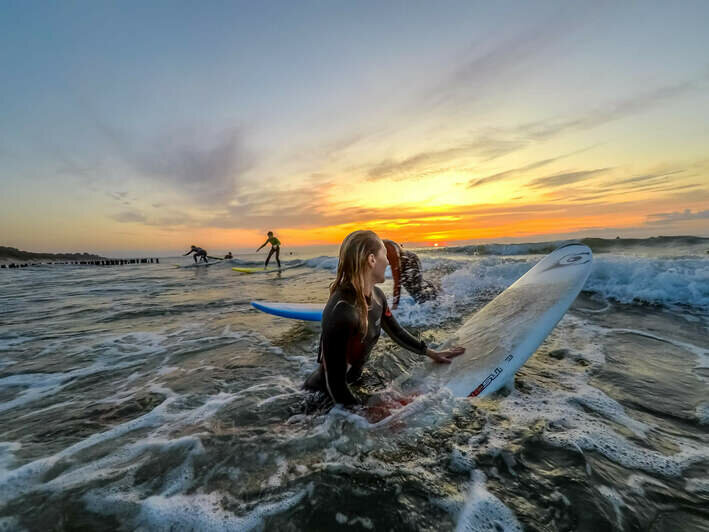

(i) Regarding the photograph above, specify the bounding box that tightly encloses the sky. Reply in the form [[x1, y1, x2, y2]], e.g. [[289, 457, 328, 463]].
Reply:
[[1, 0, 708, 255]]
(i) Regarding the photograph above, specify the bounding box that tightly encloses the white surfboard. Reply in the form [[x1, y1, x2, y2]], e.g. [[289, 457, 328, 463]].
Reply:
[[174, 261, 220, 269], [426, 242, 592, 397]]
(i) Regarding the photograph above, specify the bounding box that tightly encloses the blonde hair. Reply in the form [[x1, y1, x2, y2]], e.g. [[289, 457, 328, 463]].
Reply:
[[331, 230, 382, 335]]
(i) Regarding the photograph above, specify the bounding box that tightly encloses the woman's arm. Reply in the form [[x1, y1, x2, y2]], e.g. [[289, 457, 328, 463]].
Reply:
[[379, 290, 465, 363], [379, 295, 427, 355]]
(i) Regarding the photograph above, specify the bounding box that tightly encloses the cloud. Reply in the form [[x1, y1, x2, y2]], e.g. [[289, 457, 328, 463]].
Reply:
[[467, 157, 559, 189], [609, 170, 685, 187], [362, 77, 698, 186], [646, 208, 709, 224], [527, 168, 610, 189], [110, 211, 146, 223], [98, 122, 253, 207], [424, 9, 588, 110], [366, 135, 527, 181], [518, 78, 703, 141], [107, 191, 130, 203]]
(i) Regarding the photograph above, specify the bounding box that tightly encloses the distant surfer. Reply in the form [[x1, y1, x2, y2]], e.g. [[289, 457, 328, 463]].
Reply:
[[184, 245, 208, 264], [383, 240, 439, 309], [256, 231, 281, 269], [224, 252, 233, 259], [304, 230, 464, 406]]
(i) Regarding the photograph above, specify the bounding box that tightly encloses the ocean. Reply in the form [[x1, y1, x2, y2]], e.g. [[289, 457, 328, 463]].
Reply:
[[1, 236, 708, 531]]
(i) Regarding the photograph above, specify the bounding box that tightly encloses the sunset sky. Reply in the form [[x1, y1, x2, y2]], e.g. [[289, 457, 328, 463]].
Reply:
[[1, 1, 708, 255]]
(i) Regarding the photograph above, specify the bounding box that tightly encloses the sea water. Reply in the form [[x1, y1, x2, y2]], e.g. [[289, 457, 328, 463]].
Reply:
[[1, 237, 708, 531]]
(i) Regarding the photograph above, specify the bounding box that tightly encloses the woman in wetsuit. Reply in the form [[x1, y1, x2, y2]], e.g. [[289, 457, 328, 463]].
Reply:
[[256, 231, 281, 268], [304, 230, 464, 406], [383, 239, 439, 309]]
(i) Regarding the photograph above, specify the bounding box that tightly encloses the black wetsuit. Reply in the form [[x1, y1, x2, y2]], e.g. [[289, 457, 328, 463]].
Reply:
[[185, 247, 208, 263], [304, 285, 427, 405]]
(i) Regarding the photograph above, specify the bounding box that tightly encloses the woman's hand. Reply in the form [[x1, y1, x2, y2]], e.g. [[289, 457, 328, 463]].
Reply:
[[426, 346, 465, 364]]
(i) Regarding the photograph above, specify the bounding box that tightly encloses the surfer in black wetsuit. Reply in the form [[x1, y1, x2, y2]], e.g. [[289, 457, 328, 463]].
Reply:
[[184, 245, 208, 263], [224, 252, 233, 259], [304, 230, 464, 406], [383, 240, 439, 309]]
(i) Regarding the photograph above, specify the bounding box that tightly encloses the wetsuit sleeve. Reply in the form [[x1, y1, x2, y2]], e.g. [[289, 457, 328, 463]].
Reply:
[[321, 301, 360, 405], [379, 290, 427, 355], [385, 242, 401, 308]]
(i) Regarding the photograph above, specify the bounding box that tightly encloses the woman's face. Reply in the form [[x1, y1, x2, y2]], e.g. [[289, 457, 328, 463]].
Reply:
[[369, 240, 388, 284]]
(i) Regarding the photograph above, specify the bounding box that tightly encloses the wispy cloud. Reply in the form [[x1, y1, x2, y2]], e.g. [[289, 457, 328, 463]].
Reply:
[[366, 136, 527, 181], [363, 76, 698, 186], [527, 168, 610, 189], [98, 122, 254, 207], [110, 211, 146, 223], [519, 78, 704, 141], [466, 145, 602, 189], [424, 9, 589, 110], [646, 208, 709, 224]]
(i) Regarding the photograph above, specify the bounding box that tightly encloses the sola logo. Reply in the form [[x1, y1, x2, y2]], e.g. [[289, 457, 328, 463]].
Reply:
[[557, 252, 591, 266]]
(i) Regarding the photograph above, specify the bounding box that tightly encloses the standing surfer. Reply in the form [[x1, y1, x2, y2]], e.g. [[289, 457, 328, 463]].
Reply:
[[304, 230, 464, 406], [184, 245, 208, 264], [383, 240, 439, 309], [256, 231, 281, 269]]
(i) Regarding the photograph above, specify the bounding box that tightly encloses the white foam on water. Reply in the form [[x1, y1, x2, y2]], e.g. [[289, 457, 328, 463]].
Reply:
[[334, 513, 375, 529], [465, 314, 709, 479], [586, 256, 709, 308], [0, 386, 243, 506], [0, 359, 144, 414], [266, 457, 288, 488], [625, 474, 669, 496], [696, 403, 709, 424], [455, 470, 523, 532], [597, 485, 624, 529], [304, 255, 338, 271], [87, 487, 309, 532], [0, 442, 21, 474]]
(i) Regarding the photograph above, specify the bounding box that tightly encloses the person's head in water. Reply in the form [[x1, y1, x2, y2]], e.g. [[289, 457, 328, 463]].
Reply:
[[332, 230, 388, 334]]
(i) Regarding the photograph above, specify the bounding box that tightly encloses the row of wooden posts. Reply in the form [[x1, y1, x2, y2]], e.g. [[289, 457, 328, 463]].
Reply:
[[1, 258, 160, 269]]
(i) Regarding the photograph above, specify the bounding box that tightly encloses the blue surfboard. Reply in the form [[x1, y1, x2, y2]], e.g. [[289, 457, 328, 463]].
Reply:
[[250, 301, 323, 321]]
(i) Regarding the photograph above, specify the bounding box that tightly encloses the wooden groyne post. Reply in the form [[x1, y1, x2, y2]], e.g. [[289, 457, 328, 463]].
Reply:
[[1, 258, 160, 269]]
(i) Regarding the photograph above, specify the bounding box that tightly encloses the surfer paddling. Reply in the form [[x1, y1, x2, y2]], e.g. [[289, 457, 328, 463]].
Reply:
[[304, 230, 464, 406], [184, 245, 208, 264], [383, 240, 439, 309], [256, 231, 281, 269]]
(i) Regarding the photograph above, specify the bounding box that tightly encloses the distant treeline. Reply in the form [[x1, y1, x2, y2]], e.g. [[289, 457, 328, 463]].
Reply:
[[0, 246, 105, 262]]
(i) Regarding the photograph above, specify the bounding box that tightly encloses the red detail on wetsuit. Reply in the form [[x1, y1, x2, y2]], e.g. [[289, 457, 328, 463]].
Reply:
[[385, 308, 392, 317]]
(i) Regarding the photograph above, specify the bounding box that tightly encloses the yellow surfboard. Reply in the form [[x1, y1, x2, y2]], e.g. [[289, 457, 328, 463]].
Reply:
[[232, 266, 276, 274]]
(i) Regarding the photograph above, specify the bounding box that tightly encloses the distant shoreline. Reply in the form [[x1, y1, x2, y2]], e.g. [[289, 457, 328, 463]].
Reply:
[[0, 246, 105, 265]]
